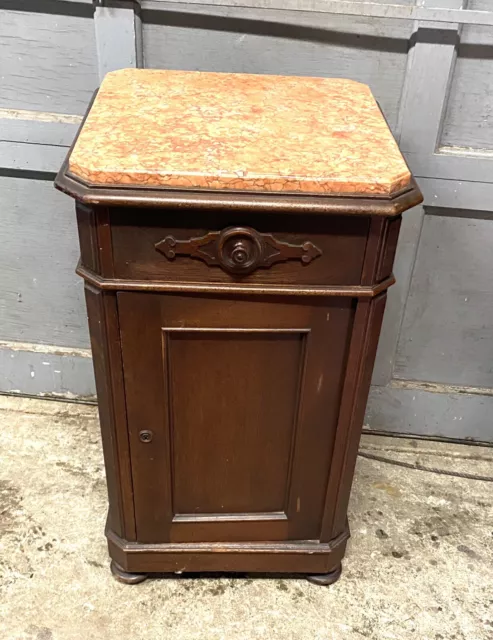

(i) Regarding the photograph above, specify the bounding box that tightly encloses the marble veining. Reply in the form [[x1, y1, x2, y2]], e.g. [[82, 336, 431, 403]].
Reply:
[[69, 69, 411, 196]]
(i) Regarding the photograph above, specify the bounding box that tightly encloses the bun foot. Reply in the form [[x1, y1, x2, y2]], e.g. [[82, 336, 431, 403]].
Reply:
[[306, 563, 342, 586], [110, 560, 148, 585]]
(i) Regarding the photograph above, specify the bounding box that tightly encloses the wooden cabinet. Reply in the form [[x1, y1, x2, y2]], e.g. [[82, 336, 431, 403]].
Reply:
[[71, 202, 419, 585], [55, 68, 422, 585]]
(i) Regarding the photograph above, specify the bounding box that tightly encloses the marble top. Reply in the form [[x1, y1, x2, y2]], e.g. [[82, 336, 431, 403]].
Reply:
[[69, 69, 411, 196]]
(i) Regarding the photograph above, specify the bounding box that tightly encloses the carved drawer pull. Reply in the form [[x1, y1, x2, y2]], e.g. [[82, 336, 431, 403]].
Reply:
[[155, 226, 322, 276]]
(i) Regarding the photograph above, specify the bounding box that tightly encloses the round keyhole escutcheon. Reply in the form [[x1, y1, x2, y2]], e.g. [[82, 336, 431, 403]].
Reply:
[[139, 430, 153, 443]]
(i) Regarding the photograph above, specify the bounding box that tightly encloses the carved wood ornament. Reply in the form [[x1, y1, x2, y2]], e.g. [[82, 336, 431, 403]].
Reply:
[[155, 227, 322, 275]]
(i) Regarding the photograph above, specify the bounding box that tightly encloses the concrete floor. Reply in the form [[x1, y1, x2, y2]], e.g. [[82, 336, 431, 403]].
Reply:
[[1, 395, 492, 640]]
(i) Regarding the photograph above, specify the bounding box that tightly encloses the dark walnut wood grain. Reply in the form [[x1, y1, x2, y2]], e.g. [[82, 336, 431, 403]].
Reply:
[[118, 293, 353, 545], [155, 226, 322, 275], [63, 175, 421, 584], [110, 210, 370, 286], [84, 285, 135, 541]]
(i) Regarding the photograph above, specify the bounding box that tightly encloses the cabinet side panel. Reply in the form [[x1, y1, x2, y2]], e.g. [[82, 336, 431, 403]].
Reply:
[[321, 293, 387, 541], [360, 217, 387, 285], [95, 207, 115, 278], [377, 216, 402, 282], [285, 299, 354, 540], [84, 284, 136, 540], [117, 293, 174, 543], [76, 203, 100, 274]]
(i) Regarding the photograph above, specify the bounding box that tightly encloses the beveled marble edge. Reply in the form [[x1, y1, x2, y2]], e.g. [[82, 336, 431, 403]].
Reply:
[[68, 164, 412, 197], [55, 155, 423, 217], [64, 167, 414, 200]]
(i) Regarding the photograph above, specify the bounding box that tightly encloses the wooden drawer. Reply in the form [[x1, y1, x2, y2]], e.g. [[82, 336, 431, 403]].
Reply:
[[109, 209, 370, 286]]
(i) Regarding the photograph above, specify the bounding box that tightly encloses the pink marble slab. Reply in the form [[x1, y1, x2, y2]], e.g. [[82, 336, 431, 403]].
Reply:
[[69, 68, 411, 196]]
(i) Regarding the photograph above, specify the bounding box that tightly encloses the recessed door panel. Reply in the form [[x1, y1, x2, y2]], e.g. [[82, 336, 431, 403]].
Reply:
[[167, 328, 306, 516]]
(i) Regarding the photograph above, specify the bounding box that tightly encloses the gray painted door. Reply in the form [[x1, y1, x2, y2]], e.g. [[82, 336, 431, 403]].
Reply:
[[1, 0, 492, 442]]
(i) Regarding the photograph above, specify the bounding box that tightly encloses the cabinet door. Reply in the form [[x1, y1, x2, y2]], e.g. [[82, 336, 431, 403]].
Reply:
[[118, 292, 354, 543]]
